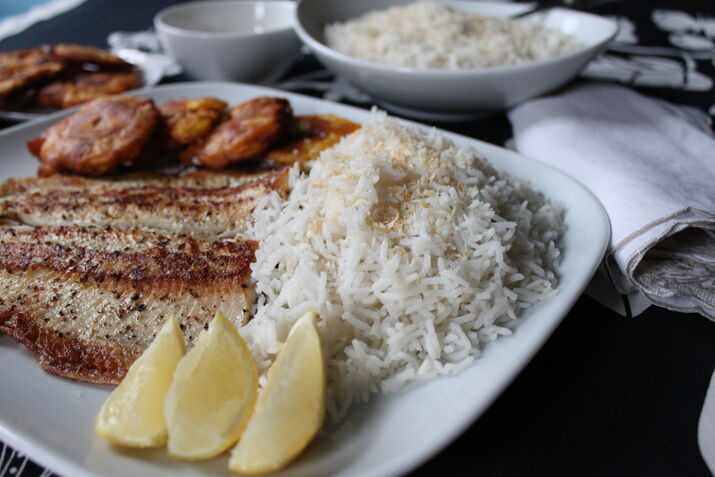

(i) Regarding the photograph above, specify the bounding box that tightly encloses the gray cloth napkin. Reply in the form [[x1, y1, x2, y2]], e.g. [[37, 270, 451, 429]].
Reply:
[[508, 82, 715, 320]]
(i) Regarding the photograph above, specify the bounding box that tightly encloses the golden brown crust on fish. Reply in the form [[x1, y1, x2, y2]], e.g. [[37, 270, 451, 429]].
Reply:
[[28, 95, 160, 177], [0, 225, 257, 384], [0, 167, 285, 196], [0, 232, 255, 284], [37, 71, 143, 109], [0, 166, 290, 238], [159, 97, 228, 146], [267, 114, 360, 165], [0, 313, 139, 384], [181, 97, 292, 169]]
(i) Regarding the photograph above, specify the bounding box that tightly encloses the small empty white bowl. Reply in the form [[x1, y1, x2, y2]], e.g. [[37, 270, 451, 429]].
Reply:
[[295, 0, 618, 120], [155, 0, 300, 83]]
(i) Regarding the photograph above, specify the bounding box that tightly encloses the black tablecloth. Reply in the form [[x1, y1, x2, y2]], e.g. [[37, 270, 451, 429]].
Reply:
[[1, 1, 714, 476]]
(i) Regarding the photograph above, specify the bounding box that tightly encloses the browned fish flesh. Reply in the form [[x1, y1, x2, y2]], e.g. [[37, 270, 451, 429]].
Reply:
[[0, 167, 288, 196], [0, 225, 256, 384], [0, 167, 290, 239]]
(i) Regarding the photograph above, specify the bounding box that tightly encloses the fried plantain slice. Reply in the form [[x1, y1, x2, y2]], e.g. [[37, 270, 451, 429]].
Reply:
[[0, 48, 55, 67], [266, 114, 360, 165], [181, 97, 292, 169], [28, 95, 160, 177], [158, 97, 228, 146], [50, 43, 130, 67], [0, 49, 65, 99], [0, 63, 64, 99], [37, 71, 143, 109]]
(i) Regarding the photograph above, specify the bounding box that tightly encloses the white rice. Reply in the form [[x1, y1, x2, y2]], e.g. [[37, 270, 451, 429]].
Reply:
[[325, 1, 581, 69], [242, 112, 564, 420]]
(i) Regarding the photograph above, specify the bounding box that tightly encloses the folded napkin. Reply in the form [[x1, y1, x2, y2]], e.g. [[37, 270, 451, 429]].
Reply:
[[508, 82, 715, 320]]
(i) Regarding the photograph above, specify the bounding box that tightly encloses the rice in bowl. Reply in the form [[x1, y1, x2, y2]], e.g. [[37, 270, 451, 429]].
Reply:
[[243, 112, 564, 419], [324, 1, 582, 70]]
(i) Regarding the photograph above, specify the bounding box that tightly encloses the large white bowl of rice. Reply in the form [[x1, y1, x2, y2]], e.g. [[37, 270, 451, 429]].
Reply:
[[295, 0, 618, 119]]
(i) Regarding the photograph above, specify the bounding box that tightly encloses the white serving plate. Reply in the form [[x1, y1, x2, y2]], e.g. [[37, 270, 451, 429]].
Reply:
[[0, 82, 610, 477]]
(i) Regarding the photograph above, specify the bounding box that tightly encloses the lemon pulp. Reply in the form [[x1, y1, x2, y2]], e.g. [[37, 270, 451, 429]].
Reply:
[[229, 310, 326, 474], [164, 311, 258, 461], [95, 316, 185, 447]]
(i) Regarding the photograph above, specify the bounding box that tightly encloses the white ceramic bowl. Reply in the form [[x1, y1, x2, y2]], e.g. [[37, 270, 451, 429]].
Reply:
[[155, 0, 301, 83], [295, 0, 618, 120]]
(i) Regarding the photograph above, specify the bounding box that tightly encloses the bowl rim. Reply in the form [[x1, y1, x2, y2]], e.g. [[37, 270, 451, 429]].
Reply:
[[154, 0, 297, 40], [294, 2, 619, 77]]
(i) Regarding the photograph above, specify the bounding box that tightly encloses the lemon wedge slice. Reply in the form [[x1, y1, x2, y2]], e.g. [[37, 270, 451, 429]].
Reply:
[[164, 311, 258, 461], [95, 316, 185, 447], [229, 310, 325, 474]]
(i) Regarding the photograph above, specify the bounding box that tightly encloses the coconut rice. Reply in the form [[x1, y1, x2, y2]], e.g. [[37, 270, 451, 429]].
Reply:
[[242, 112, 564, 420], [324, 1, 581, 70]]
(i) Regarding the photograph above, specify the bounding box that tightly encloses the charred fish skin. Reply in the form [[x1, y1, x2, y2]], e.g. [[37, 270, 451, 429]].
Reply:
[[0, 167, 289, 238], [0, 226, 256, 384]]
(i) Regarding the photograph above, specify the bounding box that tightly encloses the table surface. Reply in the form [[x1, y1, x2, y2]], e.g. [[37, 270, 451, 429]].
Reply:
[[0, 1, 714, 476]]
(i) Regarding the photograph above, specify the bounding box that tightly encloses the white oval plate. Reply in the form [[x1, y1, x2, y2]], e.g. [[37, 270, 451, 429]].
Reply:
[[0, 82, 610, 477]]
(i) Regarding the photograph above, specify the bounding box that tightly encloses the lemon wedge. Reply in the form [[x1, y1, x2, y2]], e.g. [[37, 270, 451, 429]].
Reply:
[[229, 310, 325, 474], [95, 316, 185, 447], [164, 311, 258, 461]]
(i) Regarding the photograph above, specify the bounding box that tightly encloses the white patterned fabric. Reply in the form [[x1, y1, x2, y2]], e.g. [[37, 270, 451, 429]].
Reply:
[[508, 82, 715, 320]]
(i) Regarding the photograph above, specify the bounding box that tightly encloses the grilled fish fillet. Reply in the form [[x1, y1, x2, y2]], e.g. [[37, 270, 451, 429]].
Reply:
[[0, 167, 289, 239], [0, 167, 286, 195], [0, 225, 256, 384]]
